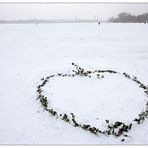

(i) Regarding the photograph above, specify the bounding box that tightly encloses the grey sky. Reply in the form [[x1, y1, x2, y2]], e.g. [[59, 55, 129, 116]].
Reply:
[[0, 3, 148, 20]]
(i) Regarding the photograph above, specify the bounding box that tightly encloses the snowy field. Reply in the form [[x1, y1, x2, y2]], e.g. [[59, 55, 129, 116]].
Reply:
[[0, 23, 148, 144]]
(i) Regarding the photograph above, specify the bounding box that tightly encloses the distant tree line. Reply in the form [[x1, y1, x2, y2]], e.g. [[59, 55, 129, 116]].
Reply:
[[109, 12, 148, 23]]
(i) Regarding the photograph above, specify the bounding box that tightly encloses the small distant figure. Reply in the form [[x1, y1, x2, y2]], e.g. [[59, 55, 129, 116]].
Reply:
[[36, 22, 37, 26], [98, 22, 100, 25], [144, 21, 147, 24]]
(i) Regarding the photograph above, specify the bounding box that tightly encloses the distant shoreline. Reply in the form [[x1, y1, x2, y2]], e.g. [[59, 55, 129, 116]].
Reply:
[[0, 20, 146, 24]]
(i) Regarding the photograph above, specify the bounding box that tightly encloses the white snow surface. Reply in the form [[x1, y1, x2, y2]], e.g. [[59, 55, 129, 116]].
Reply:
[[0, 23, 148, 144]]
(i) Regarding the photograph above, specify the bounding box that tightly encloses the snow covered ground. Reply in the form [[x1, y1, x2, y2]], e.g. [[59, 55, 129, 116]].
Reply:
[[0, 23, 148, 144]]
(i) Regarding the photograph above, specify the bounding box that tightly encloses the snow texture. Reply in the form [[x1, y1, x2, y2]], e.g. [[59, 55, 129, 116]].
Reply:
[[0, 23, 148, 144]]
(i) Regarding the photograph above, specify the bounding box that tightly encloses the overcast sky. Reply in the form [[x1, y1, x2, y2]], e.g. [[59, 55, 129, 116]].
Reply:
[[0, 3, 148, 20]]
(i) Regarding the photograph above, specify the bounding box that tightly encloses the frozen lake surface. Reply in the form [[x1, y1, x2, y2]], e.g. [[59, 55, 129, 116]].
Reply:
[[0, 23, 148, 144]]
